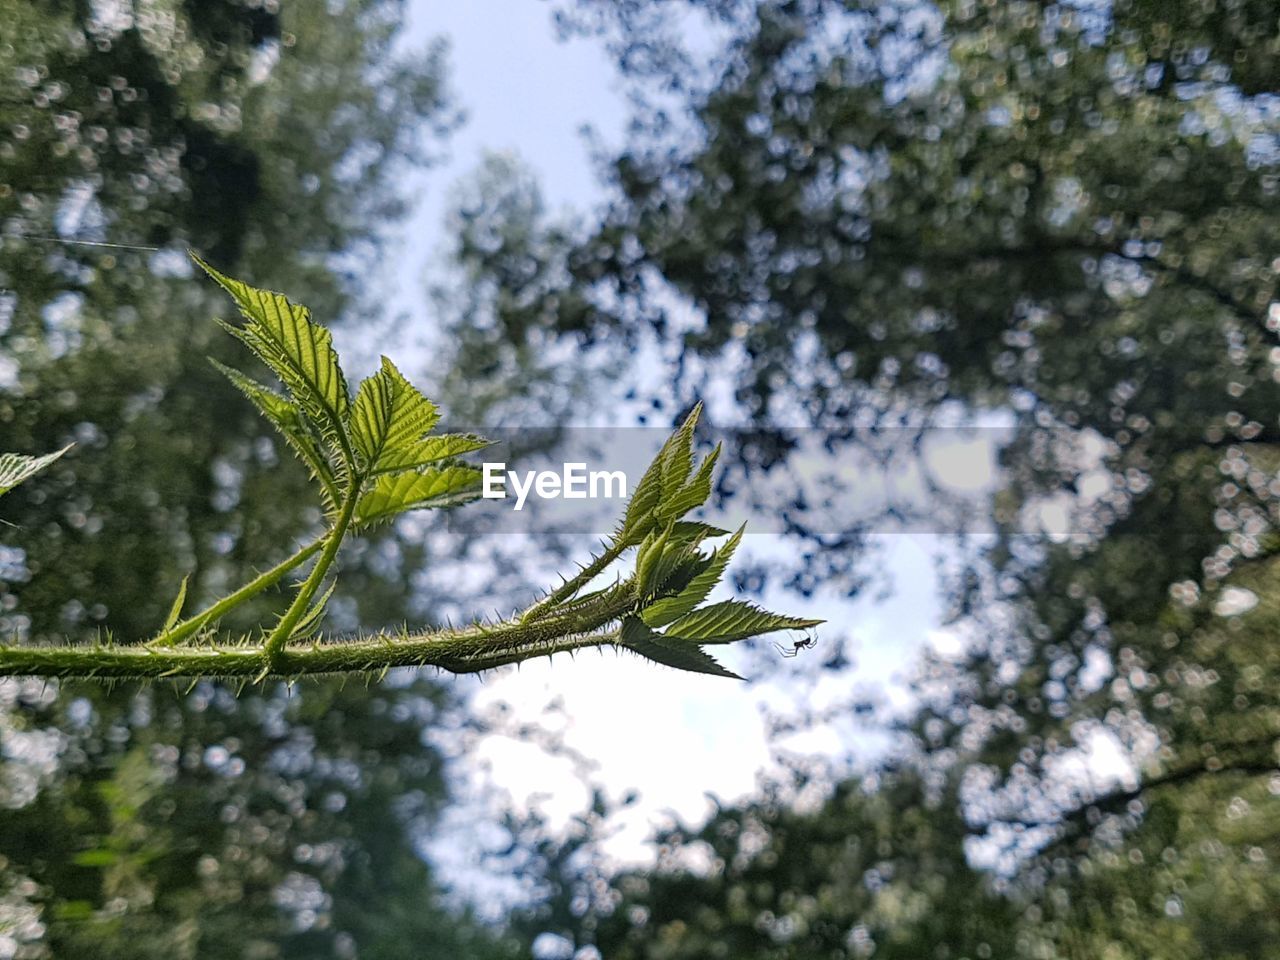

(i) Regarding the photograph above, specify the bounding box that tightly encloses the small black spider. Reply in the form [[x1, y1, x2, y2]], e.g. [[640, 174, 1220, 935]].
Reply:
[[773, 630, 818, 658]]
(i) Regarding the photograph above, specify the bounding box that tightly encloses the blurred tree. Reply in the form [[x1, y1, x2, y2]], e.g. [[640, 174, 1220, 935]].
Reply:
[[0, 676, 520, 958], [0, 2, 517, 955], [498, 0, 1279, 954], [430, 152, 607, 429], [511, 771, 1022, 959]]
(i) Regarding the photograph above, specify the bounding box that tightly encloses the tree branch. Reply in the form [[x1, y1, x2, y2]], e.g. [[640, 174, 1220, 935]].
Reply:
[[1132, 254, 1264, 328], [974, 751, 1278, 846]]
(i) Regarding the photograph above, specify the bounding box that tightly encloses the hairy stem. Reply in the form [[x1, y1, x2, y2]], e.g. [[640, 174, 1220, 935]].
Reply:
[[0, 583, 640, 680], [151, 537, 326, 647], [262, 489, 360, 664], [520, 540, 628, 623]]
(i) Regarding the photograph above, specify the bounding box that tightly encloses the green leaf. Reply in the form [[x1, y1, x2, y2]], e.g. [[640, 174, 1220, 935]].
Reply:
[[665, 599, 823, 645], [71, 849, 120, 868], [378, 432, 489, 471], [669, 521, 731, 543], [650, 544, 706, 598], [635, 523, 672, 596], [617, 452, 663, 543], [643, 525, 744, 627], [161, 576, 189, 634], [0, 445, 72, 498], [660, 402, 701, 497], [290, 580, 336, 640], [655, 443, 720, 522], [619, 617, 741, 679], [350, 357, 467, 469], [616, 404, 705, 544], [350, 358, 489, 477], [353, 465, 483, 527], [211, 360, 339, 506], [194, 255, 352, 464]]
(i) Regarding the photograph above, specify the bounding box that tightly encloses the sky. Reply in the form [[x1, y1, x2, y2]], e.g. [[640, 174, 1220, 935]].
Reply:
[[401, 0, 624, 264], [390, 1, 967, 878]]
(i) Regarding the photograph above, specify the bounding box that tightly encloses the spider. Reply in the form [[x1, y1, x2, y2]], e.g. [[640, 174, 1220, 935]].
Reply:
[[773, 629, 818, 658]]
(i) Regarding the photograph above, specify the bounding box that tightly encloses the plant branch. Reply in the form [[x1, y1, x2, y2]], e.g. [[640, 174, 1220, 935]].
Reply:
[[0, 267, 820, 684], [972, 751, 1279, 851], [520, 540, 628, 623], [0, 583, 640, 681], [262, 488, 360, 665], [150, 537, 326, 647], [1132, 253, 1263, 327]]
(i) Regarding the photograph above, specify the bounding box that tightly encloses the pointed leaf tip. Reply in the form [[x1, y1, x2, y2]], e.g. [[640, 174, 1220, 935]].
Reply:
[[666, 599, 822, 645], [161, 576, 189, 634], [617, 401, 714, 544], [196, 256, 352, 464], [642, 524, 745, 627], [0, 444, 73, 499], [350, 357, 487, 475]]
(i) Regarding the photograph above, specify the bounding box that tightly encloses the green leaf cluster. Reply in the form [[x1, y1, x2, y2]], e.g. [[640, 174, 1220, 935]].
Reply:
[[196, 256, 488, 527], [525, 404, 821, 679]]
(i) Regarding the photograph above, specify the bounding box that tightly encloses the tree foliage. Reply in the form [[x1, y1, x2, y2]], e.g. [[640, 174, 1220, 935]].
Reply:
[[498, 0, 1280, 955], [0, 674, 526, 959]]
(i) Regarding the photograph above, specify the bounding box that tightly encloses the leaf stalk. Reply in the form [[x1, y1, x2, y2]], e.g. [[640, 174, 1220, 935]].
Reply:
[[150, 537, 326, 648], [262, 489, 360, 665], [519, 541, 628, 623]]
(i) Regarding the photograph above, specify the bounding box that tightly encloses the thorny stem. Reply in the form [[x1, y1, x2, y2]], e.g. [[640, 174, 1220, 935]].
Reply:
[[262, 487, 360, 666], [0, 582, 640, 680], [520, 540, 628, 623], [150, 537, 326, 647]]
